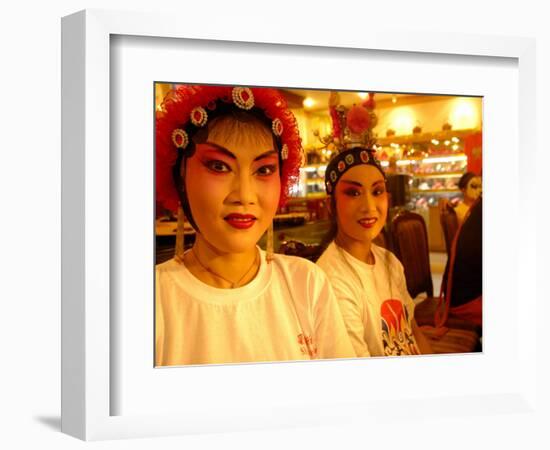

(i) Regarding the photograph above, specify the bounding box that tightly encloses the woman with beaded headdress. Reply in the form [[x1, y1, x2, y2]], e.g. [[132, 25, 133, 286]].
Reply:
[[316, 92, 432, 357], [155, 85, 354, 366]]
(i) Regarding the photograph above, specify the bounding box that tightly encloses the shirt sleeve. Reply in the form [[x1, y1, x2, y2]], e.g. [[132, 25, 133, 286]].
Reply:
[[329, 276, 371, 358], [155, 268, 165, 367], [308, 268, 357, 360]]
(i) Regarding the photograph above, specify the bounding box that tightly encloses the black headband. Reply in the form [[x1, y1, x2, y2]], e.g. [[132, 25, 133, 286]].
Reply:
[[324, 147, 385, 195]]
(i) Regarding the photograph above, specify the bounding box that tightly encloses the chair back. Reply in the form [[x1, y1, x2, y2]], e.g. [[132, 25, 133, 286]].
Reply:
[[439, 199, 459, 256], [390, 211, 434, 298], [278, 240, 323, 262], [372, 227, 389, 250]]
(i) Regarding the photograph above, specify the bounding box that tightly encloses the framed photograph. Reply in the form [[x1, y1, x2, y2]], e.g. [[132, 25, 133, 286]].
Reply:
[[61, 9, 536, 441]]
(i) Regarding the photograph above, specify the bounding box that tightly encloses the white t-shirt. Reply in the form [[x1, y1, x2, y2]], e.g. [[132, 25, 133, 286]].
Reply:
[[316, 242, 420, 357], [155, 248, 355, 366]]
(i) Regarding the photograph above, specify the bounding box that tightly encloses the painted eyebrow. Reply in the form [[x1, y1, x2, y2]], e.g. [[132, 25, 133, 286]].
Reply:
[[340, 179, 386, 188], [340, 179, 363, 188], [253, 150, 278, 162], [202, 142, 236, 160], [202, 142, 276, 162]]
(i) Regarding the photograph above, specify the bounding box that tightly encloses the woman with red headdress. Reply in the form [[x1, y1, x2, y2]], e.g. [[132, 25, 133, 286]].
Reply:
[[155, 85, 354, 366], [316, 93, 432, 357]]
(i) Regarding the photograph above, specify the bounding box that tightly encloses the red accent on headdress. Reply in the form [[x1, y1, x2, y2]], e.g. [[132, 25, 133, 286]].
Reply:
[[346, 105, 371, 134], [329, 106, 342, 141], [156, 85, 302, 213], [362, 92, 376, 110]]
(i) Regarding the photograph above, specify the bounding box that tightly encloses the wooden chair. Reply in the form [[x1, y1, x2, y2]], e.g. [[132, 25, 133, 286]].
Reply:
[[390, 211, 480, 353], [439, 199, 459, 257], [390, 211, 434, 299], [373, 226, 389, 250], [278, 239, 323, 262]]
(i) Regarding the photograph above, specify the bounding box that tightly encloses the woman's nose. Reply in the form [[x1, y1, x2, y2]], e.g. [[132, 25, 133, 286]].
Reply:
[[231, 172, 257, 205], [360, 193, 376, 212]]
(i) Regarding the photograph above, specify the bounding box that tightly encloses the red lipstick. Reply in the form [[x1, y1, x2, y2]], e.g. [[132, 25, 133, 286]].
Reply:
[[358, 217, 377, 229], [224, 213, 257, 229]]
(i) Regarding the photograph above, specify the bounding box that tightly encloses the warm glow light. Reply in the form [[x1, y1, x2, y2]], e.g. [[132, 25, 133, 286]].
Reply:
[[380, 161, 390, 167], [301, 165, 327, 173], [451, 136, 459, 143], [452, 144, 459, 151], [396, 160, 413, 166], [423, 155, 467, 164], [357, 92, 368, 99], [388, 107, 415, 135], [396, 156, 467, 166], [303, 97, 316, 108], [449, 98, 480, 129], [431, 139, 440, 145], [392, 95, 397, 104]]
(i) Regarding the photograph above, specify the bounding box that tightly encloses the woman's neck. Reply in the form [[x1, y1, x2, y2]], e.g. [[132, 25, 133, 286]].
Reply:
[[335, 232, 375, 265], [182, 235, 260, 288], [463, 197, 475, 207]]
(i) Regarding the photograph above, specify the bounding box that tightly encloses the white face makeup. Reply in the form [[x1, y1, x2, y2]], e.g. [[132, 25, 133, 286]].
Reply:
[[334, 164, 389, 246], [184, 121, 281, 255], [464, 176, 482, 203]]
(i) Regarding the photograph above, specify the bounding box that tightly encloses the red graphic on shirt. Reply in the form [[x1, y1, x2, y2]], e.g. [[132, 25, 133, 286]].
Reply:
[[297, 333, 318, 358], [380, 299, 420, 356]]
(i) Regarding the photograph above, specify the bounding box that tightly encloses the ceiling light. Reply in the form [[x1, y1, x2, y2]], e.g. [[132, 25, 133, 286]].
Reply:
[[303, 97, 315, 108]]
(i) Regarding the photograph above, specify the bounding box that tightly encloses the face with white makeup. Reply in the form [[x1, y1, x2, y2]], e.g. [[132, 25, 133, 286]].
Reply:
[[458, 171, 482, 206], [333, 164, 389, 249], [182, 113, 281, 255], [463, 176, 482, 204]]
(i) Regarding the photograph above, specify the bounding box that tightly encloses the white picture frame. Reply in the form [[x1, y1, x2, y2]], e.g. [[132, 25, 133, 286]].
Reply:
[[61, 9, 537, 441]]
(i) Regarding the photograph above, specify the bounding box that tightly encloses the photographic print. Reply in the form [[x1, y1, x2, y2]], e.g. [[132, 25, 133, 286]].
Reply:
[[154, 84, 483, 367]]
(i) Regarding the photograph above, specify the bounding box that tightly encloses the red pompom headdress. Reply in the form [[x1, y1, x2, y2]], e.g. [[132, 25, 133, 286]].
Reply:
[[156, 85, 302, 214], [322, 91, 385, 195]]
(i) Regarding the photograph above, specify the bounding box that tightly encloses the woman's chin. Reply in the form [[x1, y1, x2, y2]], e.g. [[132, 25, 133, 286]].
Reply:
[[352, 227, 382, 244], [207, 237, 261, 255]]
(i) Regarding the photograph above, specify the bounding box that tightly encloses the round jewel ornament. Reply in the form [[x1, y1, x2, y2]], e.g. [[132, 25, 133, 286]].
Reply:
[[190, 106, 208, 127], [232, 87, 255, 110], [272, 118, 284, 136], [281, 144, 289, 160], [171, 129, 189, 149]]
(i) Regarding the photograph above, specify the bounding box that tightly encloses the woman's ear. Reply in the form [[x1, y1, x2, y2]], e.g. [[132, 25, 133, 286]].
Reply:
[[326, 199, 333, 217]]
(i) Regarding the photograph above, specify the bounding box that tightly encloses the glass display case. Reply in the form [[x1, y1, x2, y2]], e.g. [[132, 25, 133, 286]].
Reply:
[[403, 156, 466, 209], [375, 129, 478, 251], [377, 130, 474, 210], [295, 163, 328, 198]]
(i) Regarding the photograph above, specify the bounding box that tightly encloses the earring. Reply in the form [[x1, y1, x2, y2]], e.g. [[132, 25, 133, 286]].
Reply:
[[174, 206, 186, 263], [266, 222, 274, 264]]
